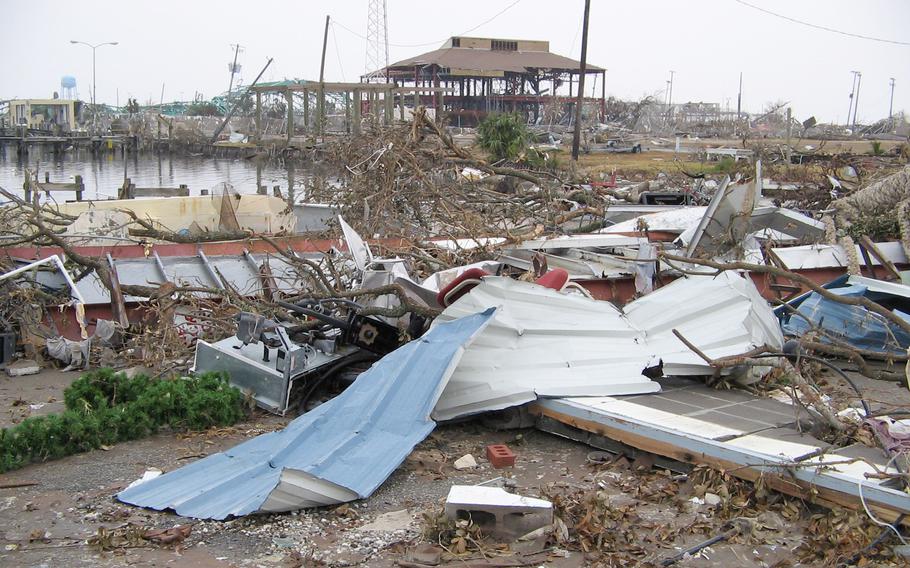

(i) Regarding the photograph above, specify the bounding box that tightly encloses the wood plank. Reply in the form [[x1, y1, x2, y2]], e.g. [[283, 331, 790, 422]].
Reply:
[[36, 183, 80, 191], [131, 187, 190, 198]]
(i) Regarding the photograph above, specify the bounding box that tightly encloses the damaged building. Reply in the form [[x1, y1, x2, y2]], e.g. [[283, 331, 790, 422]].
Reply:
[[377, 36, 606, 126]]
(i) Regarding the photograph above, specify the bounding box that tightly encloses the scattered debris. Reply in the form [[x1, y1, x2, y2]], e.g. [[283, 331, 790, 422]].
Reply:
[[4, 360, 40, 377], [3, 87, 910, 567], [485, 445, 516, 469], [117, 309, 496, 518], [453, 454, 478, 470], [125, 468, 163, 490]]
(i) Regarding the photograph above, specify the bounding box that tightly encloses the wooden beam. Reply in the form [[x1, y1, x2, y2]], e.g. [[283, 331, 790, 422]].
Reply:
[[859, 235, 902, 280], [249, 82, 406, 93], [530, 403, 910, 527]]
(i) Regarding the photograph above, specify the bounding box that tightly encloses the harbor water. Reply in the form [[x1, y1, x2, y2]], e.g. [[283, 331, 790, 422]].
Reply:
[[0, 145, 307, 202]]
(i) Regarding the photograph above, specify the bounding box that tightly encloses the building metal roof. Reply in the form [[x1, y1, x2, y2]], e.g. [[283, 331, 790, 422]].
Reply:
[[28, 252, 309, 305], [117, 308, 496, 519], [431, 272, 782, 421], [386, 46, 603, 76]]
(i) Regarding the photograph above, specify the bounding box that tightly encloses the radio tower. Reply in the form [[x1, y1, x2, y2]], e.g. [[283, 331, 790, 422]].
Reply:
[[364, 0, 389, 82]]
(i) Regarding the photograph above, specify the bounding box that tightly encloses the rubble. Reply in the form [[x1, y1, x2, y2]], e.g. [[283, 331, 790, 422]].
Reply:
[[117, 309, 496, 518], [443, 485, 553, 541], [3, 103, 910, 566], [4, 360, 40, 378], [453, 455, 478, 470]]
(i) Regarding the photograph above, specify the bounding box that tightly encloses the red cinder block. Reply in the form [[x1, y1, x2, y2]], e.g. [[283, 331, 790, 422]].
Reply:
[[485, 444, 516, 468]]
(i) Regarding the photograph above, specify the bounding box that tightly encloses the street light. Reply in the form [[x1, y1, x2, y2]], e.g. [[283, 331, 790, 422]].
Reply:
[[852, 71, 862, 131], [70, 40, 119, 127], [847, 71, 860, 128]]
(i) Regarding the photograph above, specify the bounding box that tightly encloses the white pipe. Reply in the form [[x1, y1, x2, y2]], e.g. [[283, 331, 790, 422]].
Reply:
[[1, 254, 88, 338]]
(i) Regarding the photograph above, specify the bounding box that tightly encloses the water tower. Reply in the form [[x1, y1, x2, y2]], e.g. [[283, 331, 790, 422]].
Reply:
[[61, 76, 77, 100]]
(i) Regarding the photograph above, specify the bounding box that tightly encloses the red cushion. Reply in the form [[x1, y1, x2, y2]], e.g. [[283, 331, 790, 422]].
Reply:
[[535, 268, 569, 291], [436, 268, 490, 307]]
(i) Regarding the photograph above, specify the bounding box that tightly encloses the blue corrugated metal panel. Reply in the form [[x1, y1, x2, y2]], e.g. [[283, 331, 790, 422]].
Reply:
[[781, 283, 910, 355], [118, 308, 496, 519]]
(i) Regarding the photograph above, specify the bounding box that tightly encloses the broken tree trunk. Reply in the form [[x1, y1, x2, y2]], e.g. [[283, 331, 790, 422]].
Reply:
[[832, 166, 910, 224]]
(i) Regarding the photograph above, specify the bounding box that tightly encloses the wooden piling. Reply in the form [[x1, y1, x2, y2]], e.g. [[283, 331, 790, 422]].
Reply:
[[352, 89, 362, 135], [286, 88, 294, 144], [255, 91, 262, 143]]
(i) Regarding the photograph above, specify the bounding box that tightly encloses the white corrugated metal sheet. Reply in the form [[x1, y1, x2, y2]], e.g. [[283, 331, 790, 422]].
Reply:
[[598, 207, 706, 234], [773, 242, 909, 270], [432, 272, 782, 420], [515, 234, 645, 251]]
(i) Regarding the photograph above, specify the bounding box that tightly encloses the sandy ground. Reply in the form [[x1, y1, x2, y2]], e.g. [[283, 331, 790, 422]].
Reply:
[[0, 367, 906, 567]]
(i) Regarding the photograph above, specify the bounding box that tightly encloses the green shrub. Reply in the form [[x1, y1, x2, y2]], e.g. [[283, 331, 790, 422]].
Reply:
[[0, 370, 243, 473], [845, 212, 901, 241], [64, 367, 151, 411], [870, 141, 883, 156], [477, 113, 530, 162], [710, 156, 737, 174], [186, 102, 223, 117]]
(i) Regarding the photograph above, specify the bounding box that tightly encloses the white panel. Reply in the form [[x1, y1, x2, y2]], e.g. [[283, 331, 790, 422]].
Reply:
[[432, 271, 782, 420]]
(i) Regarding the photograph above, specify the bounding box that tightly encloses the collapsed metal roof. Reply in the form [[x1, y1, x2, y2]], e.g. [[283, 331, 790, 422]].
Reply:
[[431, 271, 783, 421], [117, 308, 495, 519]]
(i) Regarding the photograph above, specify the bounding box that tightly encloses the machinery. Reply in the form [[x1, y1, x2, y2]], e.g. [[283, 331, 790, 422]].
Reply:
[[193, 299, 406, 415]]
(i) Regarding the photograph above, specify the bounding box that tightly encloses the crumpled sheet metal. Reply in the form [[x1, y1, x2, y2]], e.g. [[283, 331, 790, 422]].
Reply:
[[781, 280, 910, 356], [118, 308, 496, 519], [432, 272, 782, 421]]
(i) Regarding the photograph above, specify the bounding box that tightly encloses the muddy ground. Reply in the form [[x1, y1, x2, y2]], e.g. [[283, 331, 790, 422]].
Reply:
[[0, 368, 906, 567]]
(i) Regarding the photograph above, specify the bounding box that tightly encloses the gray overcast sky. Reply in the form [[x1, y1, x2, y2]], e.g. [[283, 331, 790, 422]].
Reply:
[[3, 0, 908, 124]]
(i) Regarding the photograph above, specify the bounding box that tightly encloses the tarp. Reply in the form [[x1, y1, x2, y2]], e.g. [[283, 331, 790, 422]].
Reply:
[[118, 308, 495, 519]]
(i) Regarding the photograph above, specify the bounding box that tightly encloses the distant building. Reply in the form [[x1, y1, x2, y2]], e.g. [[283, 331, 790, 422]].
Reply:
[[375, 36, 606, 126], [8, 99, 78, 130]]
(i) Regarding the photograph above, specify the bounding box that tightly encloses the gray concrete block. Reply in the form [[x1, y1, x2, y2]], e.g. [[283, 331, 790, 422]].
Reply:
[[6, 359, 40, 377], [444, 485, 552, 540]]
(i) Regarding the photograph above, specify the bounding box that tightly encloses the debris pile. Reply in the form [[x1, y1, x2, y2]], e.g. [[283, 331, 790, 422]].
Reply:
[[1, 120, 910, 566]]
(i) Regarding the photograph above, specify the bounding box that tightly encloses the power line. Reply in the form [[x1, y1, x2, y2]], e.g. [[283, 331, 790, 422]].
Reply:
[[733, 0, 910, 46], [332, 0, 523, 49], [330, 23, 346, 81]]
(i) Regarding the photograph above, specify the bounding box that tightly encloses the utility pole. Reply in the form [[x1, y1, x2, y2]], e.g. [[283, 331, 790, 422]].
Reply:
[[319, 16, 330, 83], [736, 72, 742, 117], [852, 71, 862, 131], [318, 15, 330, 136], [210, 58, 273, 143], [227, 44, 243, 96], [847, 71, 859, 128], [668, 70, 675, 108], [571, 0, 591, 161], [889, 77, 896, 120]]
